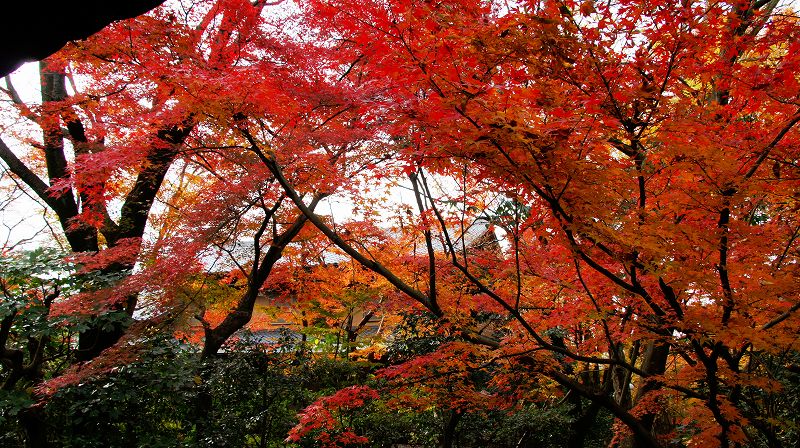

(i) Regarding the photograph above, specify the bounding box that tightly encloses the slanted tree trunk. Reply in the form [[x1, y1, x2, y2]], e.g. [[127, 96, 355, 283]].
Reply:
[[200, 201, 319, 359]]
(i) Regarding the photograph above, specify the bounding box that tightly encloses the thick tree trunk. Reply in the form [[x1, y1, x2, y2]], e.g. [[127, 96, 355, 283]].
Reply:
[[568, 400, 602, 448], [192, 368, 215, 446], [75, 324, 127, 362], [441, 409, 462, 448], [631, 342, 670, 448], [201, 307, 254, 359], [20, 407, 48, 448], [613, 342, 640, 411]]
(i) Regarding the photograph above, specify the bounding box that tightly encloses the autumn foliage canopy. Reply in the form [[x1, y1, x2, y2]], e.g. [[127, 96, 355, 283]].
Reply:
[[1, 0, 799, 447]]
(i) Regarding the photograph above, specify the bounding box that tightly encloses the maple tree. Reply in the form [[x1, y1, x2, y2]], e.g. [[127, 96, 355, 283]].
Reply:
[[1, 0, 388, 417], [0, 1, 344, 444], [0, 0, 321, 359], [2, 0, 800, 447], [257, 0, 800, 447]]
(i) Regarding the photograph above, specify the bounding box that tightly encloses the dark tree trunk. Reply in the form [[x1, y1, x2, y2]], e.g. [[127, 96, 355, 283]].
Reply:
[[20, 407, 48, 448], [631, 342, 670, 448], [192, 362, 216, 446], [75, 324, 127, 362], [441, 409, 462, 448], [200, 204, 317, 359], [568, 401, 602, 448]]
